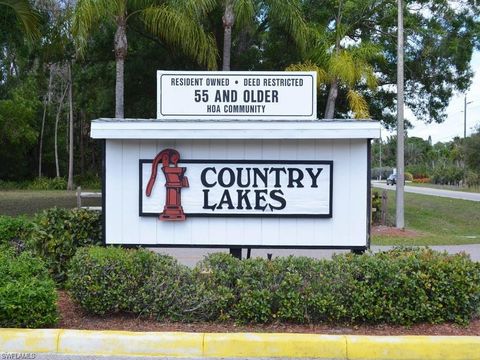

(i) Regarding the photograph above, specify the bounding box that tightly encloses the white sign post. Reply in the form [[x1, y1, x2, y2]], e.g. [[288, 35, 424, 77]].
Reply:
[[157, 71, 317, 120]]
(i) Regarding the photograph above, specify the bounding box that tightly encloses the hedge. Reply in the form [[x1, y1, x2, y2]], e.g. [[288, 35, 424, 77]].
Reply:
[[0, 247, 58, 328], [0, 215, 33, 252], [29, 207, 102, 284], [68, 246, 480, 325]]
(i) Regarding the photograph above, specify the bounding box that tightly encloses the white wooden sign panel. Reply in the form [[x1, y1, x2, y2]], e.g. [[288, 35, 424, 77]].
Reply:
[[140, 160, 332, 217], [157, 71, 317, 120], [104, 139, 369, 248]]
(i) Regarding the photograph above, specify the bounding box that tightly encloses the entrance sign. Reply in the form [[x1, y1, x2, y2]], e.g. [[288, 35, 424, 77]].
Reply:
[[92, 69, 381, 250], [157, 71, 316, 120], [140, 150, 333, 218], [91, 119, 381, 249]]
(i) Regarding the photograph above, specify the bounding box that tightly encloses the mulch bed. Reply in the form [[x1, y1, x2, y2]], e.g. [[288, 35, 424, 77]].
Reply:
[[372, 225, 421, 238], [56, 291, 480, 336]]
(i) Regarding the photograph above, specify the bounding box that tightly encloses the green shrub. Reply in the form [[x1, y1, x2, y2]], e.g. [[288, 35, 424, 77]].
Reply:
[[371, 190, 382, 224], [74, 173, 101, 190], [30, 177, 67, 190], [0, 177, 67, 190], [0, 216, 33, 251], [465, 171, 480, 188], [134, 252, 203, 321], [404, 172, 414, 181], [67, 247, 480, 326], [0, 248, 58, 328], [29, 207, 102, 284], [405, 165, 429, 179], [431, 165, 464, 185], [0, 180, 26, 190], [67, 246, 156, 315]]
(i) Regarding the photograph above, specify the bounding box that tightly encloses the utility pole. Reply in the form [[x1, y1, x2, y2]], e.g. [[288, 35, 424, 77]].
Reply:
[[464, 96, 473, 139], [396, 0, 405, 229], [379, 139, 382, 180]]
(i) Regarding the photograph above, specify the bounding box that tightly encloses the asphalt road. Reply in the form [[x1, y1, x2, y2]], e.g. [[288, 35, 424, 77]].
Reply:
[[372, 181, 480, 202]]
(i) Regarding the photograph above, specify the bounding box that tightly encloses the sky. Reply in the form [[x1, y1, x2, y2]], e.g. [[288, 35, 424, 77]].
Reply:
[[383, 51, 480, 144]]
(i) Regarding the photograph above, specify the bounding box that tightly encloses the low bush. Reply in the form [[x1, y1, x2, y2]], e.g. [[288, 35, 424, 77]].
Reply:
[[74, 173, 101, 190], [413, 178, 431, 184], [0, 177, 67, 190], [0, 247, 58, 328], [465, 171, 480, 188], [67, 246, 156, 315], [68, 247, 480, 326], [371, 190, 382, 224], [29, 207, 102, 284], [30, 177, 67, 190], [404, 172, 414, 182], [405, 165, 429, 179], [431, 165, 464, 186], [0, 216, 33, 252]]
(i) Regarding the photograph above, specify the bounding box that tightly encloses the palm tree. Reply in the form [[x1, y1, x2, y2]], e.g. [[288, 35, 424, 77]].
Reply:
[[221, 0, 307, 71], [73, 0, 218, 118], [287, 35, 379, 119], [0, 0, 40, 40]]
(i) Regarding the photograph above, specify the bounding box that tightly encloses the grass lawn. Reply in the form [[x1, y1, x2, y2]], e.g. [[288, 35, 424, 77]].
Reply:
[[372, 187, 480, 246], [0, 190, 101, 217], [407, 182, 480, 193]]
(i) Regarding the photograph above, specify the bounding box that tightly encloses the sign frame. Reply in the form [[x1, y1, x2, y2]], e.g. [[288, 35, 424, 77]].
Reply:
[[156, 71, 317, 120], [139, 158, 333, 219]]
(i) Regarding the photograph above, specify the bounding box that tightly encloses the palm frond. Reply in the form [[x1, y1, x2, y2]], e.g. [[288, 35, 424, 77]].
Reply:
[[330, 50, 356, 87], [347, 89, 370, 119], [0, 0, 40, 40], [266, 0, 307, 51], [286, 61, 329, 87], [306, 26, 332, 67], [234, 0, 255, 29], [168, 0, 217, 17], [141, 5, 218, 69], [72, 0, 118, 56]]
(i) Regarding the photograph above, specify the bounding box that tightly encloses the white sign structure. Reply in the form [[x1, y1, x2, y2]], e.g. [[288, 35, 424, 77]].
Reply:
[[91, 119, 381, 249], [140, 159, 332, 217], [157, 71, 317, 120]]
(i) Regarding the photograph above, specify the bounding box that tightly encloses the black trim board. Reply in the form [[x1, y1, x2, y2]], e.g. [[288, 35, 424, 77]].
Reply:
[[108, 243, 369, 251], [366, 139, 371, 249], [139, 158, 333, 218], [101, 140, 106, 246]]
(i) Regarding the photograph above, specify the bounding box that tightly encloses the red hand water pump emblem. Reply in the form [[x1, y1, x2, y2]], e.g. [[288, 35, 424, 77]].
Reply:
[[145, 149, 189, 221]]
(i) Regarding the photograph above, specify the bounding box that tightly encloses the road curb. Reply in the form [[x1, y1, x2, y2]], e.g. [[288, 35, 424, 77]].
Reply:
[[1, 329, 480, 359], [204, 333, 347, 358], [0, 329, 60, 353]]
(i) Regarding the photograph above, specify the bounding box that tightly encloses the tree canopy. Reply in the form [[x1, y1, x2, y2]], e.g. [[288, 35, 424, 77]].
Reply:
[[0, 0, 479, 182]]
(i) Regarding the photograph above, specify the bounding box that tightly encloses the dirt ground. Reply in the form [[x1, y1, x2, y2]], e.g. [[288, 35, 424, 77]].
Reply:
[[56, 291, 480, 336], [372, 225, 420, 238]]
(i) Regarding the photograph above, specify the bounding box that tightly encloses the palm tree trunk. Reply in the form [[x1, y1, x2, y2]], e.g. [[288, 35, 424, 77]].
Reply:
[[67, 62, 74, 190], [38, 96, 48, 177], [114, 16, 127, 118], [80, 110, 85, 176], [55, 85, 68, 178], [222, 0, 234, 71], [324, 2, 342, 119], [324, 79, 338, 119]]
